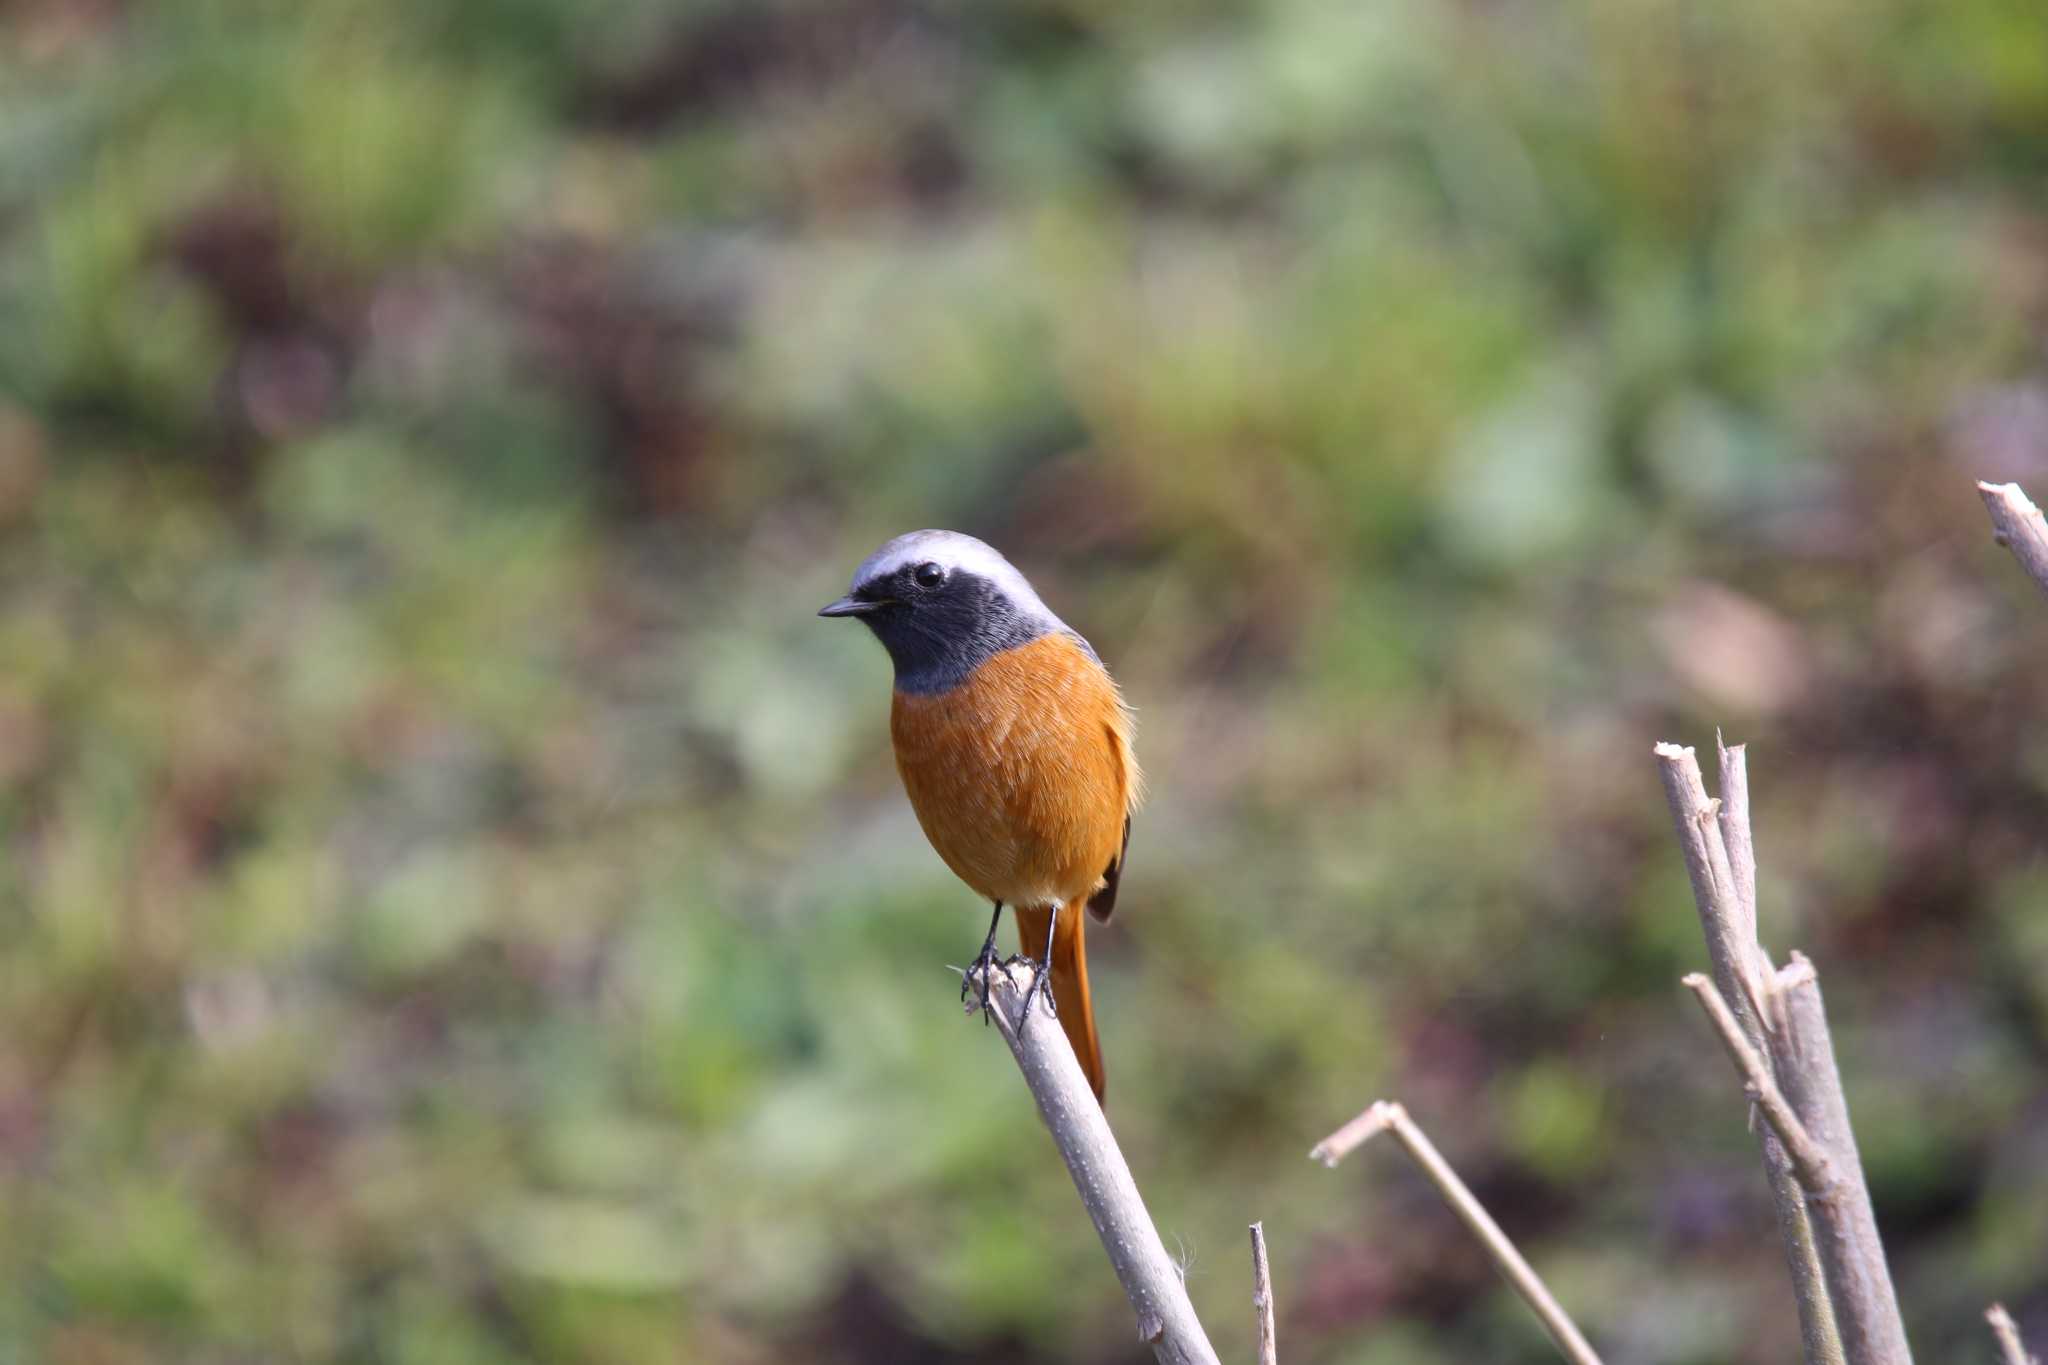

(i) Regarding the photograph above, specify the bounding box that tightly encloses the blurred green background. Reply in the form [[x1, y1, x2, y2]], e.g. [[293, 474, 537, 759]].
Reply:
[[4, 0, 2048, 1361]]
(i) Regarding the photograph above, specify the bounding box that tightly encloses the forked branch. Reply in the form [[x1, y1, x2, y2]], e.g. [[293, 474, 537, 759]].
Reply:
[[1655, 742, 1842, 1365], [1660, 740, 1912, 1365], [1312, 1100, 1603, 1365], [1681, 975, 1838, 1188]]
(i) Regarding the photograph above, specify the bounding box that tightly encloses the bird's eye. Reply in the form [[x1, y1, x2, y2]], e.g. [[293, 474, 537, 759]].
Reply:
[[914, 562, 945, 588]]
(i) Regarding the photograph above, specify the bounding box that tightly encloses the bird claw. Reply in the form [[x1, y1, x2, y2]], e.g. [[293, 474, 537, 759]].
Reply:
[[1013, 909, 1061, 1035], [963, 940, 1010, 1023], [1016, 953, 1057, 1030], [959, 903, 1056, 1035], [961, 901, 1010, 1025]]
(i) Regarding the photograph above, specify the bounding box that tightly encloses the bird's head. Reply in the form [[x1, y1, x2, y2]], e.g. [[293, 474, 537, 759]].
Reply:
[[820, 530, 1065, 693]]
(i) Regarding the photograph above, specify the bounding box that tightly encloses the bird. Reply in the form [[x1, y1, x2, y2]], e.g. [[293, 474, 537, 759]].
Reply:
[[820, 529, 1139, 1101]]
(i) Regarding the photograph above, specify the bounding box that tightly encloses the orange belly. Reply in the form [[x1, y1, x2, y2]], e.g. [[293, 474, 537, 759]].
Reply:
[[890, 632, 1135, 909]]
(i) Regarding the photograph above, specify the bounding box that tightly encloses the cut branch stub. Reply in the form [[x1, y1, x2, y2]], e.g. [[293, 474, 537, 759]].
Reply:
[[1656, 740, 1843, 1365], [1978, 481, 2048, 601]]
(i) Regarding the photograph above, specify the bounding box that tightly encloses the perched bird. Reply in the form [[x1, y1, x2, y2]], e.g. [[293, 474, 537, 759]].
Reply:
[[821, 530, 1139, 1100]]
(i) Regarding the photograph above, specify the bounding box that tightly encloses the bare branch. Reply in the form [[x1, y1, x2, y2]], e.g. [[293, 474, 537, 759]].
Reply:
[[1655, 744, 1767, 1029], [1715, 735, 1762, 968], [1762, 1161, 1840, 1365], [1250, 1223, 1277, 1365], [1988, 1305, 2039, 1365], [1657, 743, 1843, 1365], [1309, 1100, 1398, 1166], [1682, 975, 1838, 1189], [1977, 481, 2048, 601], [1766, 958, 1914, 1365], [1688, 969, 1914, 1365], [1312, 1100, 1604, 1365], [968, 961, 1222, 1365]]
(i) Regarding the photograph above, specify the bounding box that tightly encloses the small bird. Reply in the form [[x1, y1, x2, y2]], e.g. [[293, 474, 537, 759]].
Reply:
[[821, 530, 1139, 1100]]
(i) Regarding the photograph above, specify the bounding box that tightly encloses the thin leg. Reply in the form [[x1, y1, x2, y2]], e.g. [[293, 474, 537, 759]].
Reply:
[[1017, 904, 1061, 1032], [964, 901, 1005, 1022]]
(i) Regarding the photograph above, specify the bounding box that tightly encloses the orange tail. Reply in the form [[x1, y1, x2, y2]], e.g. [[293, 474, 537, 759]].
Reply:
[[1013, 902, 1105, 1101]]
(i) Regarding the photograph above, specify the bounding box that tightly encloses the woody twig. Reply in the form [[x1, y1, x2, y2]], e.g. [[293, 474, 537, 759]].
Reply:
[[1978, 481, 2048, 601], [1312, 1100, 1602, 1365], [1988, 1304, 2039, 1365], [969, 960, 1223, 1365], [1250, 1222, 1277, 1365], [1655, 741, 1844, 1365], [1658, 741, 1911, 1365]]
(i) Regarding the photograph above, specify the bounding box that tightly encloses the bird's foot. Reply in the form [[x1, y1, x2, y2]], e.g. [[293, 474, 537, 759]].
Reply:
[[1013, 909, 1061, 1034], [1016, 953, 1057, 1031], [961, 901, 1008, 1024], [963, 939, 1015, 1024]]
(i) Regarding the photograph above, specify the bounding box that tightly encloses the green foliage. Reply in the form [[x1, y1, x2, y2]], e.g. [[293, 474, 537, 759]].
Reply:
[[4, 0, 2047, 1361]]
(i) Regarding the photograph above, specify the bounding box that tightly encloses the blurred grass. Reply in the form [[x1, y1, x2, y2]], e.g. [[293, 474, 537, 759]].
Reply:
[[4, 0, 2048, 1361]]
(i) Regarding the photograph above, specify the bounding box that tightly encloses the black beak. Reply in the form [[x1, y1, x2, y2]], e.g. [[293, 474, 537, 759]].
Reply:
[[819, 595, 887, 618]]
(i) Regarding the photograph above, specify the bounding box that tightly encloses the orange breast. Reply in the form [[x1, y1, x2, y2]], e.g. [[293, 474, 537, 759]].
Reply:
[[890, 633, 1136, 909]]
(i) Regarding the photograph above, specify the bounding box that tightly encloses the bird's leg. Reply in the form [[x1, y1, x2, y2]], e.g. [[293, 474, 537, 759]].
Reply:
[[1016, 905, 1061, 1032], [964, 900, 1005, 1022]]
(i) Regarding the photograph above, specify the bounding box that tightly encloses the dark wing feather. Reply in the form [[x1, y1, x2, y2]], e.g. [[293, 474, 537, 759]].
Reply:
[[1086, 814, 1131, 922]]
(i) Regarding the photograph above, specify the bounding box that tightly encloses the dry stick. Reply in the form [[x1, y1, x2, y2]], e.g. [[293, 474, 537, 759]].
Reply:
[[1686, 974, 1914, 1365], [1655, 745, 1766, 1028], [1977, 481, 2048, 600], [1311, 1100, 1604, 1365], [1249, 1222, 1277, 1365], [1978, 489, 2048, 1365], [1715, 736, 1762, 967], [1681, 976, 1839, 1188], [968, 961, 1222, 1365], [1766, 958, 1915, 1365], [1987, 1304, 2040, 1365], [1713, 740, 1849, 1365], [1655, 743, 1845, 1365]]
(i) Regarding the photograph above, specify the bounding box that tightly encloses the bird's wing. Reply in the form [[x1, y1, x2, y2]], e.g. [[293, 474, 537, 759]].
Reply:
[[1086, 813, 1130, 923]]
